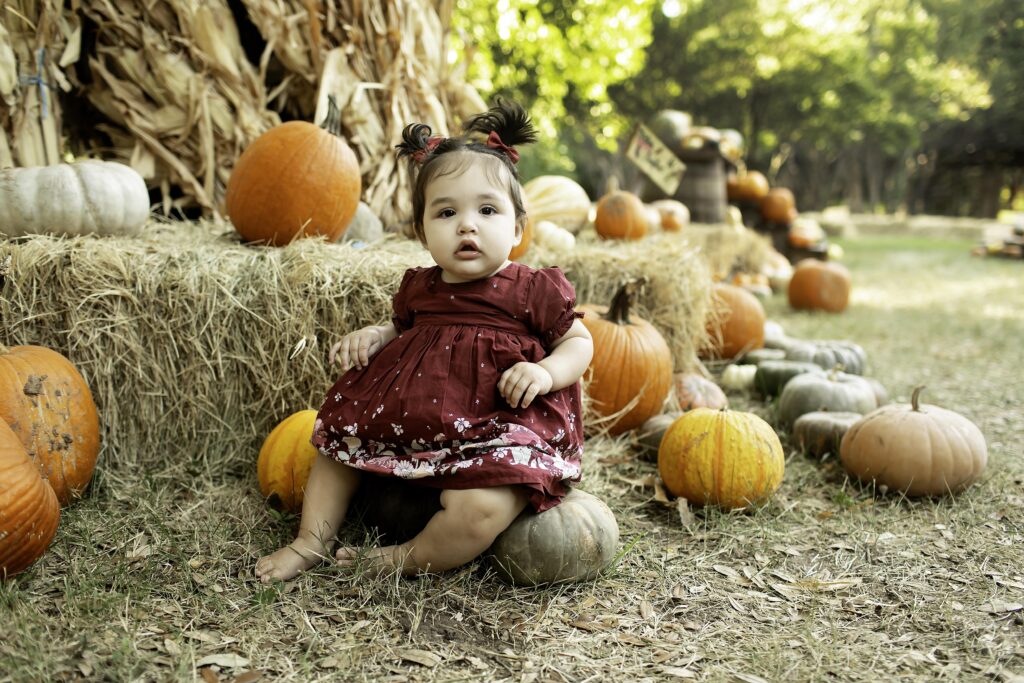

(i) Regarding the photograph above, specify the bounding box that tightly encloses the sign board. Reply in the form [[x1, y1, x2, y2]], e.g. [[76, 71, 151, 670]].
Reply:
[[625, 123, 686, 196]]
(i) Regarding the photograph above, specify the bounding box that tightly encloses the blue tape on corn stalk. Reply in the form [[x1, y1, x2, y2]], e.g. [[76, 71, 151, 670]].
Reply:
[[18, 48, 50, 117]]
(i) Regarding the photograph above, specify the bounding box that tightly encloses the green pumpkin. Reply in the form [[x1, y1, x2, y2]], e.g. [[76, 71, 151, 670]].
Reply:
[[792, 411, 863, 458], [754, 360, 824, 397], [489, 489, 619, 585], [777, 371, 878, 429], [785, 340, 868, 375]]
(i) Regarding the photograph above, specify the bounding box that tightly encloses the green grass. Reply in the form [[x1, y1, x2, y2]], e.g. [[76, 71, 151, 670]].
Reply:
[[2, 234, 1022, 682]]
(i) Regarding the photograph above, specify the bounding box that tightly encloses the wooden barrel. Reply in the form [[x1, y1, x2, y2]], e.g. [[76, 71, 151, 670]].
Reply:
[[675, 150, 727, 224]]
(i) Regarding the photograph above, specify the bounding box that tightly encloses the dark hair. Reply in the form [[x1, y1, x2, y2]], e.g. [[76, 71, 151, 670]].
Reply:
[[396, 99, 537, 243]]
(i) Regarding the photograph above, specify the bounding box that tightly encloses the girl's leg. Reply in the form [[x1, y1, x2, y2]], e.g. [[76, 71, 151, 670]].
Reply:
[[256, 454, 361, 583], [336, 485, 529, 575]]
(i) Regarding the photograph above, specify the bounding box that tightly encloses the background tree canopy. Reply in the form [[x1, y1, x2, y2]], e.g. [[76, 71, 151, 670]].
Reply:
[[451, 0, 1024, 217]]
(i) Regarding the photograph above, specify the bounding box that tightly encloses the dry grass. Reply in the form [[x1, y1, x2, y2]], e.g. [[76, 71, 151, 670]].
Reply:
[[2, 234, 1023, 682]]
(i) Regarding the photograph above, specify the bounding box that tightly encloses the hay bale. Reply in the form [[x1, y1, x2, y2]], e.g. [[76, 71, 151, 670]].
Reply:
[[1, 223, 711, 475]]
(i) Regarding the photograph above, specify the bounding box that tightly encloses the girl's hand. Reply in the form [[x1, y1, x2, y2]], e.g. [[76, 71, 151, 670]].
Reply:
[[329, 327, 387, 371], [498, 362, 553, 409]]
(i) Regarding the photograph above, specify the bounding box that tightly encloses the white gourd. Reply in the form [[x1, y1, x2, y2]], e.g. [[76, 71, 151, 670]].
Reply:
[[533, 220, 575, 252], [0, 161, 150, 237], [523, 175, 591, 234]]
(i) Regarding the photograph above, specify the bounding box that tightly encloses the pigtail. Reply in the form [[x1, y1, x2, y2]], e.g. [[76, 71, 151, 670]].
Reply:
[[396, 123, 444, 165], [463, 99, 537, 159]]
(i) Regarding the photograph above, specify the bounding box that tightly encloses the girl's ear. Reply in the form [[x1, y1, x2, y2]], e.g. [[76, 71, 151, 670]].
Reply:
[[512, 216, 526, 246]]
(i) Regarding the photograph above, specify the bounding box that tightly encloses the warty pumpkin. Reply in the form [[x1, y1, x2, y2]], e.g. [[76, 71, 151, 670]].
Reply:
[[658, 408, 784, 510], [257, 409, 320, 512], [0, 160, 150, 237], [226, 95, 361, 246], [532, 220, 576, 252], [0, 419, 60, 578], [522, 175, 592, 234], [489, 488, 619, 585], [701, 283, 766, 360], [0, 345, 101, 506], [594, 190, 648, 240], [840, 386, 987, 497], [674, 372, 728, 411], [579, 280, 673, 435], [788, 259, 852, 313]]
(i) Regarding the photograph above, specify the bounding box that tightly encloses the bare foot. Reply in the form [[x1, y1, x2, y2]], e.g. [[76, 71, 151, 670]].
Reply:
[[255, 538, 328, 583], [335, 544, 409, 576]]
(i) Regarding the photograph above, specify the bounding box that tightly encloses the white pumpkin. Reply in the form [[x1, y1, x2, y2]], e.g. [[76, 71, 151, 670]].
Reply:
[[0, 160, 150, 237], [523, 175, 591, 234], [533, 220, 576, 251]]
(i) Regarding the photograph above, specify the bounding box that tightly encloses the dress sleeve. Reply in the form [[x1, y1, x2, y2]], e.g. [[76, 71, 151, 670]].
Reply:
[[391, 268, 419, 332], [526, 267, 584, 348]]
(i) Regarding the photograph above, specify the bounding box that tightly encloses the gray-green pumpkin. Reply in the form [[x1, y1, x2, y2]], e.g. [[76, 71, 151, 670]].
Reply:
[[793, 411, 862, 458], [785, 340, 868, 375], [489, 488, 619, 586], [754, 360, 824, 397], [777, 371, 877, 428]]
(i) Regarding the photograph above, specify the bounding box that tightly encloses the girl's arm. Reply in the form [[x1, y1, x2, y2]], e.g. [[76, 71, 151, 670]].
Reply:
[[538, 319, 593, 391], [329, 322, 399, 370]]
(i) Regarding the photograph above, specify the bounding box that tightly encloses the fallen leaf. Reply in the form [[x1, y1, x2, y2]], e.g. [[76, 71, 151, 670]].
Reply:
[[982, 600, 1024, 614], [232, 672, 263, 683], [639, 600, 654, 620], [397, 648, 443, 667], [196, 654, 249, 669], [200, 669, 219, 683], [675, 498, 694, 526], [653, 478, 670, 504], [163, 639, 182, 656], [659, 665, 697, 678], [734, 673, 770, 683]]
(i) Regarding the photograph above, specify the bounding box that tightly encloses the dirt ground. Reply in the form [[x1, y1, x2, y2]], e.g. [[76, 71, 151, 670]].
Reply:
[[2, 234, 1022, 682]]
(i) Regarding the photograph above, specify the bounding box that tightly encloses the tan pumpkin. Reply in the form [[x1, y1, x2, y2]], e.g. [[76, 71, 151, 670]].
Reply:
[[0, 345, 101, 506], [489, 488, 619, 585], [649, 199, 690, 231], [0, 419, 60, 578], [579, 280, 673, 435], [840, 386, 987, 497], [594, 191, 648, 240], [761, 187, 798, 224], [0, 160, 150, 237], [522, 175, 592, 234], [701, 283, 766, 359], [226, 95, 361, 246], [726, 170, 770, 203], [658, 408, 784, 510], [788, 259, 852, 313], [674, 372, 728, 411], [257, 410, 320, 511]]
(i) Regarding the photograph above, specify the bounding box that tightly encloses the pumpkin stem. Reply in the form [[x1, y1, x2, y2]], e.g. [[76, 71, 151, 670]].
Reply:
[[320, 94, 343, 137], [911, 385, 925, 411], [602, 278, 646, 325]]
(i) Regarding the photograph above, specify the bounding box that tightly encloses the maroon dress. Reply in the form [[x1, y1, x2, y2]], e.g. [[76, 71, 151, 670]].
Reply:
[[311, 263, 585, 511]]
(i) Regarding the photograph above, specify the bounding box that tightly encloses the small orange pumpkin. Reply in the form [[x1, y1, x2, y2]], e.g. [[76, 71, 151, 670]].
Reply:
[[649, 200, 690, 231], [701, 283, 766, 359], [594, 191, 648, 240], [761, 187, 797, 224], [0, 344, 101, 506], [580, 280, 673, 435], [674, 372, 728, 411], [658, 408, 784, 509], [787, 259, 852, 313], [509, 214, 534, 261], [257, 410, 320, 511], [226, 95, 362, 246], [726, 171, 770, 203], [0, 418, 60, 578]]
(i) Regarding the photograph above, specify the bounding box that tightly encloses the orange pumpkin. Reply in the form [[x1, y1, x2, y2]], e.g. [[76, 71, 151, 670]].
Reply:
[[0, 345, 100, 506], [726, 170, 770, 203], [580, 281, 673, 435], [674, 372, 728, 411], [257, 410, 320, 511], [649, 199, 690, 231], [760, 187, 797, 224], [594, 191, 648, 240], [0, 418, 60, 578], [226, 95, 362, 246], [658, 408, 784, 509], [701, 283, 766, 359], [787, 259, 852, 313], [510, 198, 534, 261]]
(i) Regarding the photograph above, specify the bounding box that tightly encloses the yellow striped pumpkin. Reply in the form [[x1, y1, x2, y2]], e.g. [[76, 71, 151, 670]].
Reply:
[[658, 408, 784, 510], [257, 410, 319, 511]]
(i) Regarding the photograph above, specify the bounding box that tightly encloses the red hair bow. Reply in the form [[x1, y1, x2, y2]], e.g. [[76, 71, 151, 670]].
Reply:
[[412, 136, 444, 163], [486, 131, 519, 164]]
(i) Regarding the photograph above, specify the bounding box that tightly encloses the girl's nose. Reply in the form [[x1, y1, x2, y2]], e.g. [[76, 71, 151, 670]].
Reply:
[[457, 217, 477, 233]]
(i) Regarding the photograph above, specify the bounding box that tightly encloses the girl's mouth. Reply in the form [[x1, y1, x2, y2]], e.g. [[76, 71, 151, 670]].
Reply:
[[456, 241, 481, 258]]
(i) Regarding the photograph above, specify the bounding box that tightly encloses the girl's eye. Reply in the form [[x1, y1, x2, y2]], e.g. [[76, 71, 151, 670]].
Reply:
[[480, 206, 497, 215], [438, 208, 456, 218]]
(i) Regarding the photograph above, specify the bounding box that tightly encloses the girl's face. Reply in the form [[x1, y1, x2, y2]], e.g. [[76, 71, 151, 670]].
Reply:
[[421, 156, 522, 284]]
